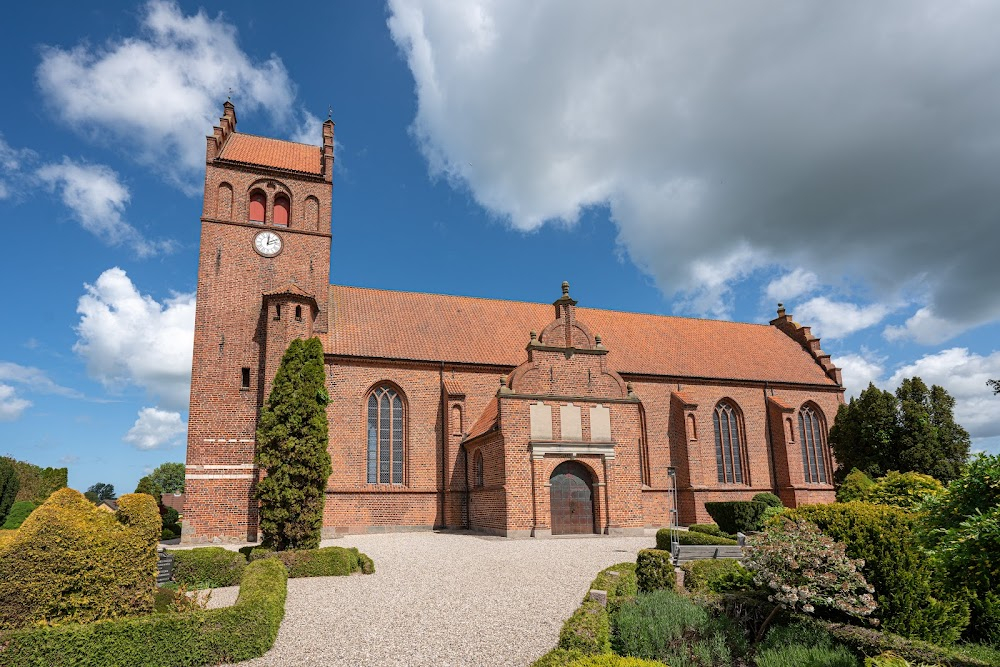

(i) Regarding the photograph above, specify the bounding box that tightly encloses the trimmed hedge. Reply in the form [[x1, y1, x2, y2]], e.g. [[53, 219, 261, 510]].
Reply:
[[680, 558, 754, 594], [636, 550, 674, 594], [252, 546, 375, 577], [704, 501, 768, 535], [0, 501, 36, 529], [0, 557, 287, 667], [589, 562, 638, 609], [752, 492, 784, 508], [169, 547, 246, 588], [655, 528, 738, 550], [532, 650, 667, 667], [687, 523, 737, 540], [0, 489, 159, 631], [559, 600, 611, 655]]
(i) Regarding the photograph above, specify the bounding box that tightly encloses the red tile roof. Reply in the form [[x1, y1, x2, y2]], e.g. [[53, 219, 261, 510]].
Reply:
[[219, 133, 322, 175], [466, 398, 499, 441], [325, 286, 839, 387]]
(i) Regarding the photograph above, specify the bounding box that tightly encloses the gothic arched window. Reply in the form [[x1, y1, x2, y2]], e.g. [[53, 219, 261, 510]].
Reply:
[[474, 450, 484, 488], [249, 190, 266, 222], [273, 194, 290, 226], [713, 401, 746, 484], [367, 385, 404, 484], [799, 404, 829, 483]]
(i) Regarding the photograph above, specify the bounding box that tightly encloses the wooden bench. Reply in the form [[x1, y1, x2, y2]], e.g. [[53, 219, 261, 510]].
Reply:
[[672, 544, 744, 564]]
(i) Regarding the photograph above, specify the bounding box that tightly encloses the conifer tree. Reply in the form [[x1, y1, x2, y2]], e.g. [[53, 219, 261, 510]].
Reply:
[[0, 459, 19, 525], [255, 337, 331, 550]]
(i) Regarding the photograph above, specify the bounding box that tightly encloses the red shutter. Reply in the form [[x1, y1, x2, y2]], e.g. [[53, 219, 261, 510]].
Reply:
[[249, 191, 266, 222], [274, 195, 289, 226]]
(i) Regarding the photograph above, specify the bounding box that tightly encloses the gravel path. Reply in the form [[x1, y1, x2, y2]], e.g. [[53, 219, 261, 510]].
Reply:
[[231, 531, 652, 667]]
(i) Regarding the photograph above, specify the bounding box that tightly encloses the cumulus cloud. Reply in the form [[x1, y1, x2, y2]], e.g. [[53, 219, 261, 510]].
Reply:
[[388, 1, 1000, 332], [35, 158, 174, 257], [36, 0, 312, 191], [0, 362, 81, 398], [884, 307, 971, 345], [74, 267, 195, 410], [836, 351, 885, 399], [0, 135, 35, 200], [0, 385, 31, 421], [765, 269, 820, 304], [123, 406, 186, 449], [793, 297, 893, 339]]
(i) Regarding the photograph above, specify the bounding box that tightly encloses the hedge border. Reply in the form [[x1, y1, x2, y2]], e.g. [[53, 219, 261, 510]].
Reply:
[[0, 558, 287, 667], [655, 528, 738, 550]]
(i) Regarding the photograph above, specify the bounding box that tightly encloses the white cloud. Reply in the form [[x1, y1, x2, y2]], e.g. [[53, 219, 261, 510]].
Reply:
[[388, 1, 1000, 328], [289, 110, 323, 146], [884, 307, 970, 345], [74, 267, 195, 410], [0, 362, 81, 398], [887, 347, 1000, 440], [836, 351, 885, 399], [35, 158, 174, 257], [0, 134, 36, 200], [765, 268, 820, 304], [123, 407, 186, 449], [36, 0, 312, 192], [0, 384, 32, 421], [794, 296, 892, 339]]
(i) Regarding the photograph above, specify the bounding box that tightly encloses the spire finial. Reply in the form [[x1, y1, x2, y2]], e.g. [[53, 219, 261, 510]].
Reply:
[[328, 105, 333, 120], [561, 280, 570, 297], [227, 87, 232, 102], [777, 302, 786, 317]]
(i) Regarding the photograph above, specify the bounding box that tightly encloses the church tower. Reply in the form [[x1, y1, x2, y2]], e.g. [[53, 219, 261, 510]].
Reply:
[[182, 102, 333, 543]]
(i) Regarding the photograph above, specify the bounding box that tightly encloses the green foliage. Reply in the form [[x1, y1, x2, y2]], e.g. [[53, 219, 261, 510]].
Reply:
[[252, 546, 375, 578], [160, 527, 177, 540], [867, 472, 944, 510], [0, 489, 159, 631], [0, 457, 67, 504], [559, 600, 612, 655], [532, 651, 667, 667], [134, 475, 162, 498], [255, 337, 332, 551], [863, 653, 940, 667], [656, 528, 738, 549], [169, 547, 247, 588], [0, 459, 19, 525], [0, 557, 287, 667], [86, 482, 115, 501], [753, 493, 784, 508], [590, 563, 638, 611], [0, 500, 35, 529], [149, 462, 185, 494], [705, 501, 769, 535], [838, 469, 877, 503], [681, 559, 754, 594], [829, 379, 969, 484], [788, 502, 970, 643], [612, 589, 740, 666], [688, 523, 736, 539], [636, 550, 675, 594], [744, 517, 877, 621], [755, 621, 858, 667], [161, 506, 179, 527], [821, 621, 996, 667]]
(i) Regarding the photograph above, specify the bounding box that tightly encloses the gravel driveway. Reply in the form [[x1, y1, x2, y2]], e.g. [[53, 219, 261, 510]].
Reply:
[[231, 531, 652, 667]]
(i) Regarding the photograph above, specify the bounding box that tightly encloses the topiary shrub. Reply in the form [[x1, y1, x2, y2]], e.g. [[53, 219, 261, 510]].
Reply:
[[788, 502, 969, 643], [681, 559, 754, 594], [170, 547, 247, 588], [558, 599, 611, 655], [705, 501, 769, 535], [655, 528, 738, 550], [752, 492, 784, 508], [636, 550, 674, 594], [0, 489, 159, 631], [0, 500, 35, 529]]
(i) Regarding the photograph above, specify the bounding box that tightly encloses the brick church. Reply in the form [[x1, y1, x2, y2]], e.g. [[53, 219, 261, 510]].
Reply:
[[182, 102, 843, 543]]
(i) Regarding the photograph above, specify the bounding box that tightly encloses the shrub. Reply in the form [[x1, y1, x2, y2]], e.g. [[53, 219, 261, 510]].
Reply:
[[839, 468, 878, 503], [248, 546, 375, 578], [681, 559, 754, 594], [169, 547, 246, 588], [635, 550, 674, 594], [532, 651, 667, 667], [0, 500, 35, 529], [705, 501, 768, 535], [0, 459, 19, 524], [0, 557, 287, 667], [612, 589, 737, 665], [0, 489, 159, 631], [0, 457, 67, 505], [655, 528, 737, 550], [160, 506, 180, 528], [160, 528, 176, 540], [753, 492, 784, 508], [688, 523, 737, 540], [788, 502, 969, 643], [868, 471, 944, 511], [821, 621, 995, 667], [590, 562, 638, 614], [755, 620, 858, 667], [559, 600, 611, 655]]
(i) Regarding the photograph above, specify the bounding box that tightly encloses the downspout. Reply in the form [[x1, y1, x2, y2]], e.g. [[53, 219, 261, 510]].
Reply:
[[462, 441, 470, 530], [763, 383, 779, 495], [439, 361, 446, 528], [636, 400, 649, 486]]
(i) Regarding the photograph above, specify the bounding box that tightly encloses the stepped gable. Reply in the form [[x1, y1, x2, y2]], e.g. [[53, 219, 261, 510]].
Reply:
[[325, 284, 841, 386]]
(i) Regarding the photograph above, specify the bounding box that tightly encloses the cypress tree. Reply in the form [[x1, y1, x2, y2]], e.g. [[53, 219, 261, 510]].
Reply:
[[255, 337, 332, 550], [0, 459, 19, 525]]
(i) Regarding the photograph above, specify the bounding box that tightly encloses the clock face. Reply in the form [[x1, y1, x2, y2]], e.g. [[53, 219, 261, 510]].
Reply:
[[254, 231, 282, 257]]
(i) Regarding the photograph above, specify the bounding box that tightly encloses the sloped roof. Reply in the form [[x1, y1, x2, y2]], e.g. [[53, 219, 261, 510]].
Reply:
[[219, 133, 322, 175], [465, 398, 499, 442], [325, 285, 839, 387]]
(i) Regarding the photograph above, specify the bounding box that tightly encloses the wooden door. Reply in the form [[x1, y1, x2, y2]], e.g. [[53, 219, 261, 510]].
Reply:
[[549, 461, 595, 535]]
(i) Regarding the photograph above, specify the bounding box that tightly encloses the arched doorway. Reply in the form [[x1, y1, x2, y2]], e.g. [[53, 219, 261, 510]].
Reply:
[[549, 461, 596, 535]]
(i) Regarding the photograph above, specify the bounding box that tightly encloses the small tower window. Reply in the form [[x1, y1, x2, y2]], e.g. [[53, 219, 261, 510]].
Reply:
[[273, 194, 290, 227], [249, 190, 266, 222], [274, 304, 281, 321], [295, 305, 302, 321], [474, 449, 484, 488], [241, 367, 251, 389]]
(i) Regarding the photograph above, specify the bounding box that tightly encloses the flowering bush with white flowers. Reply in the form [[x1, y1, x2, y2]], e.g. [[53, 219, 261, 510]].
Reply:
[[744, 517, 877, 622]]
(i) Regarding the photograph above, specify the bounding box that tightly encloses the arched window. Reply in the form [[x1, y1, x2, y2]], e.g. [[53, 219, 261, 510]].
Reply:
[[273, 194, 290, 227], [249, 190, 266, 222], [294, 305, 302, 321], [304, 196, 320, 230], [451, 404, 462, 435], [474, 450, 484, 488], [216, 182, 233, 219], [799, 404, 829, 483], [367, 385, 404, 484], [713, 401, 746, 484]]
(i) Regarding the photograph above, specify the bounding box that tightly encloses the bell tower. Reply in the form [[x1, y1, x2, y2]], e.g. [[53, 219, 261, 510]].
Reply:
[[182, 101, 333, 543]]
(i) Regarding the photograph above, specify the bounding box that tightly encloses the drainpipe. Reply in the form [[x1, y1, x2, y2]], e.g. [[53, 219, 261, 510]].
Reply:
[[439, 361, 446, 528]]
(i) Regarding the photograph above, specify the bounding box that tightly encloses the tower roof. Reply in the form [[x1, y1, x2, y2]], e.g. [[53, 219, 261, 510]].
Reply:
[[219, 133, 324, 175]]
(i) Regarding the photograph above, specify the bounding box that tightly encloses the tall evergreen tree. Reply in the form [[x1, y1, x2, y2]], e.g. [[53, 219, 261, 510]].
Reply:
[[255, 337, 332, 550], [829, 383, 899, 481], [0, 459, 19, 525]]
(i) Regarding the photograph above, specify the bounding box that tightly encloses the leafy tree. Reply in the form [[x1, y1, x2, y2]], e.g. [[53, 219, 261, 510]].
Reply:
[[255, 337, 332, 551], [84, 491, 99, 503], [0, 459, 19, 524], [149, 462, 185, 494], [86, 483, 116, 502], [829, 378, 969, 483], [134, 475, 162, 498]]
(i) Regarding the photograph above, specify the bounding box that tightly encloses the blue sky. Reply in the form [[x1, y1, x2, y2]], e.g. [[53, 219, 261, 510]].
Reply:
[[1, 1, 998, 495]]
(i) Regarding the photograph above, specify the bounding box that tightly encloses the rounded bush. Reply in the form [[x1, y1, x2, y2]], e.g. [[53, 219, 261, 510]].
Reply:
[[636, 549, 675, 594], [169, 546, 246, 588], [752, 492, 784, 508], [680, 558, 754, 594], [705, 501, 769, 535]]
